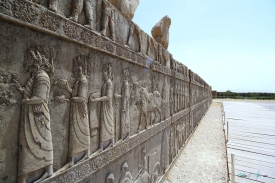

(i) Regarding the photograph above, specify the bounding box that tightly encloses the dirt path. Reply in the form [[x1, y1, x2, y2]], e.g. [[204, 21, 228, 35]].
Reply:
[[164, 102, 228, 183]]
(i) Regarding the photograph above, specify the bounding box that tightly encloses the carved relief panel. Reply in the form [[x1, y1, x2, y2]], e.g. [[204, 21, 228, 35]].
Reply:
[[0, 3, 212, 182]]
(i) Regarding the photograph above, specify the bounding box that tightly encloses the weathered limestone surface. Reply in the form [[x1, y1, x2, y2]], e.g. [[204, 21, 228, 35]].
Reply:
[[108, 0, 139, 20], [151, 16, 171, 49], [119, 0, 139, 20], [0, 1, 211, 183]]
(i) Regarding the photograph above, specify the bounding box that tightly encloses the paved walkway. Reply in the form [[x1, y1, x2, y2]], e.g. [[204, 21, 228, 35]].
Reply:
[[164, 102, 228, 183]]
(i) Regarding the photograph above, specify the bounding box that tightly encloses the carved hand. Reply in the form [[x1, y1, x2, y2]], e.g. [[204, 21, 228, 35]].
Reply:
[[10, 79, 24, 94], [114, 94, 121, 99], [22, 97, 43, 105], [89, 96, 97, 102], [22, 98, 30, 104], [71, 97, 85, 103]]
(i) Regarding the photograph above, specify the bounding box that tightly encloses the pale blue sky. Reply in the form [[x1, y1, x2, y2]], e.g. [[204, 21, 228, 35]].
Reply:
[[133, 0, 275, 92]]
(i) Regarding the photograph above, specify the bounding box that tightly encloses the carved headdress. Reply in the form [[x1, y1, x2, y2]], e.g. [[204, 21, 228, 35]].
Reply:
[[23, 46, 54, 74], [122, 68, 130, 80], [103, 63, 113, 80], [122, 162, 128, 169], [72, 55, 91, 77], [106, 173, 115, 183]]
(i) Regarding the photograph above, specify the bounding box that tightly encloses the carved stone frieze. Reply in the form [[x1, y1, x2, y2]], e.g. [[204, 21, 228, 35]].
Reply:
[[131, 53, 137, 62], [94, 34, 103, 48], [0, 1, 152, 69], [0, 0, 12, 16], [0, 1, 212, 182], [39, 117, 171, 183], [9, 46, 55, 183], [63, 21, 78, 39], [124, 50, 131, 59], [151, 62, 172, 76], [137, 55, 143, 64], [81, 30, 94, 45], [106, 41, 115, 53], [40, 12, 60, 31], [116, 46, 124, 56], [13, 0, 37, 23]]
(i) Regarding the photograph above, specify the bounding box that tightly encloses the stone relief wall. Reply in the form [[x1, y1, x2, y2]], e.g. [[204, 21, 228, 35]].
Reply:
[[0, 1, 212, 183]]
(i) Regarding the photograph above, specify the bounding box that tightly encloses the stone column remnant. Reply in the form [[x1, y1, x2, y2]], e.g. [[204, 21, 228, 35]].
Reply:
[[151, 15, 171, 49], [108, 0, 140, 20]]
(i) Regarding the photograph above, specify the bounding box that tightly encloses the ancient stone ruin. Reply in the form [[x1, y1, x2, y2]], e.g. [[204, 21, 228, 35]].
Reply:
[[0, 1, 212, 183]]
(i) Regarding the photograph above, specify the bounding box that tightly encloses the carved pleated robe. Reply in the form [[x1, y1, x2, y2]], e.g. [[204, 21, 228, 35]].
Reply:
[[121, 80, 130, 136], [69, 75, 90, 157], [18, 70, 53, 176], [100, 79, 114, 142]]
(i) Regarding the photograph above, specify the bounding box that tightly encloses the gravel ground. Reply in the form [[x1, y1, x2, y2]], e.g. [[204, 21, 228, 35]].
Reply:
[[163, 102, 228, 183]]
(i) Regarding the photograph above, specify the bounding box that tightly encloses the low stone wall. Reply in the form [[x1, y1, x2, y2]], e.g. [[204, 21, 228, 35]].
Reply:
[[0, 1, 212, 183]]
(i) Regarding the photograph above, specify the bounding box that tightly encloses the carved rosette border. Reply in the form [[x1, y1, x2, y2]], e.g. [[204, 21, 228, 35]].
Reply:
[[190, 98, 210, 111], [63, 21, 78, 39], [81, 30, 93, 45], [116, 46, 124, 57], [191, 80, 204, 88], [101, 38, 106, 50], [131, 53, 137, 62], [124, 50, 131, 59], [12, 0, 37, 23], [175, 72, 189, 83], [40, 12, 60, 31], [0, 0, 204, 82], [172, 108, 190, 123], [106, 41, 115, 53], [40, 117, 172, 183], [151, 64, 173, 77]]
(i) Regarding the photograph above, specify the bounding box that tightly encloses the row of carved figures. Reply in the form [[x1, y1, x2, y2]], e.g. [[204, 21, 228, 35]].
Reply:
[[104, 147, 161, 183], [170, 82, 189, 114], [190, 85, 211, 106], [46, 0, 146, 54], [104, 116, 194, 183], [6, 46, 163, 183], [33, 0, 191, 71], [3, 46, 210, 183]]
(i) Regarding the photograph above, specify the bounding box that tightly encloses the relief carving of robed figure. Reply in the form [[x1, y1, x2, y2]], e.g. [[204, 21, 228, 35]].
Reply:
[[90, 63, 114, 152], [12, 49, 54, 183], [114, 68, 131, 141], [54, 66, 90, 167]]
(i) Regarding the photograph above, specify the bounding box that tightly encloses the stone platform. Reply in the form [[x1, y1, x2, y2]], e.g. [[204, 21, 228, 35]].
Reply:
[[164, 102, 228, 183]]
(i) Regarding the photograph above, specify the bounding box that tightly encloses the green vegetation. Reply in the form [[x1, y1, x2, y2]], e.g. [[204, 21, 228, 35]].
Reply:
[[217, 90, 275, 100]]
